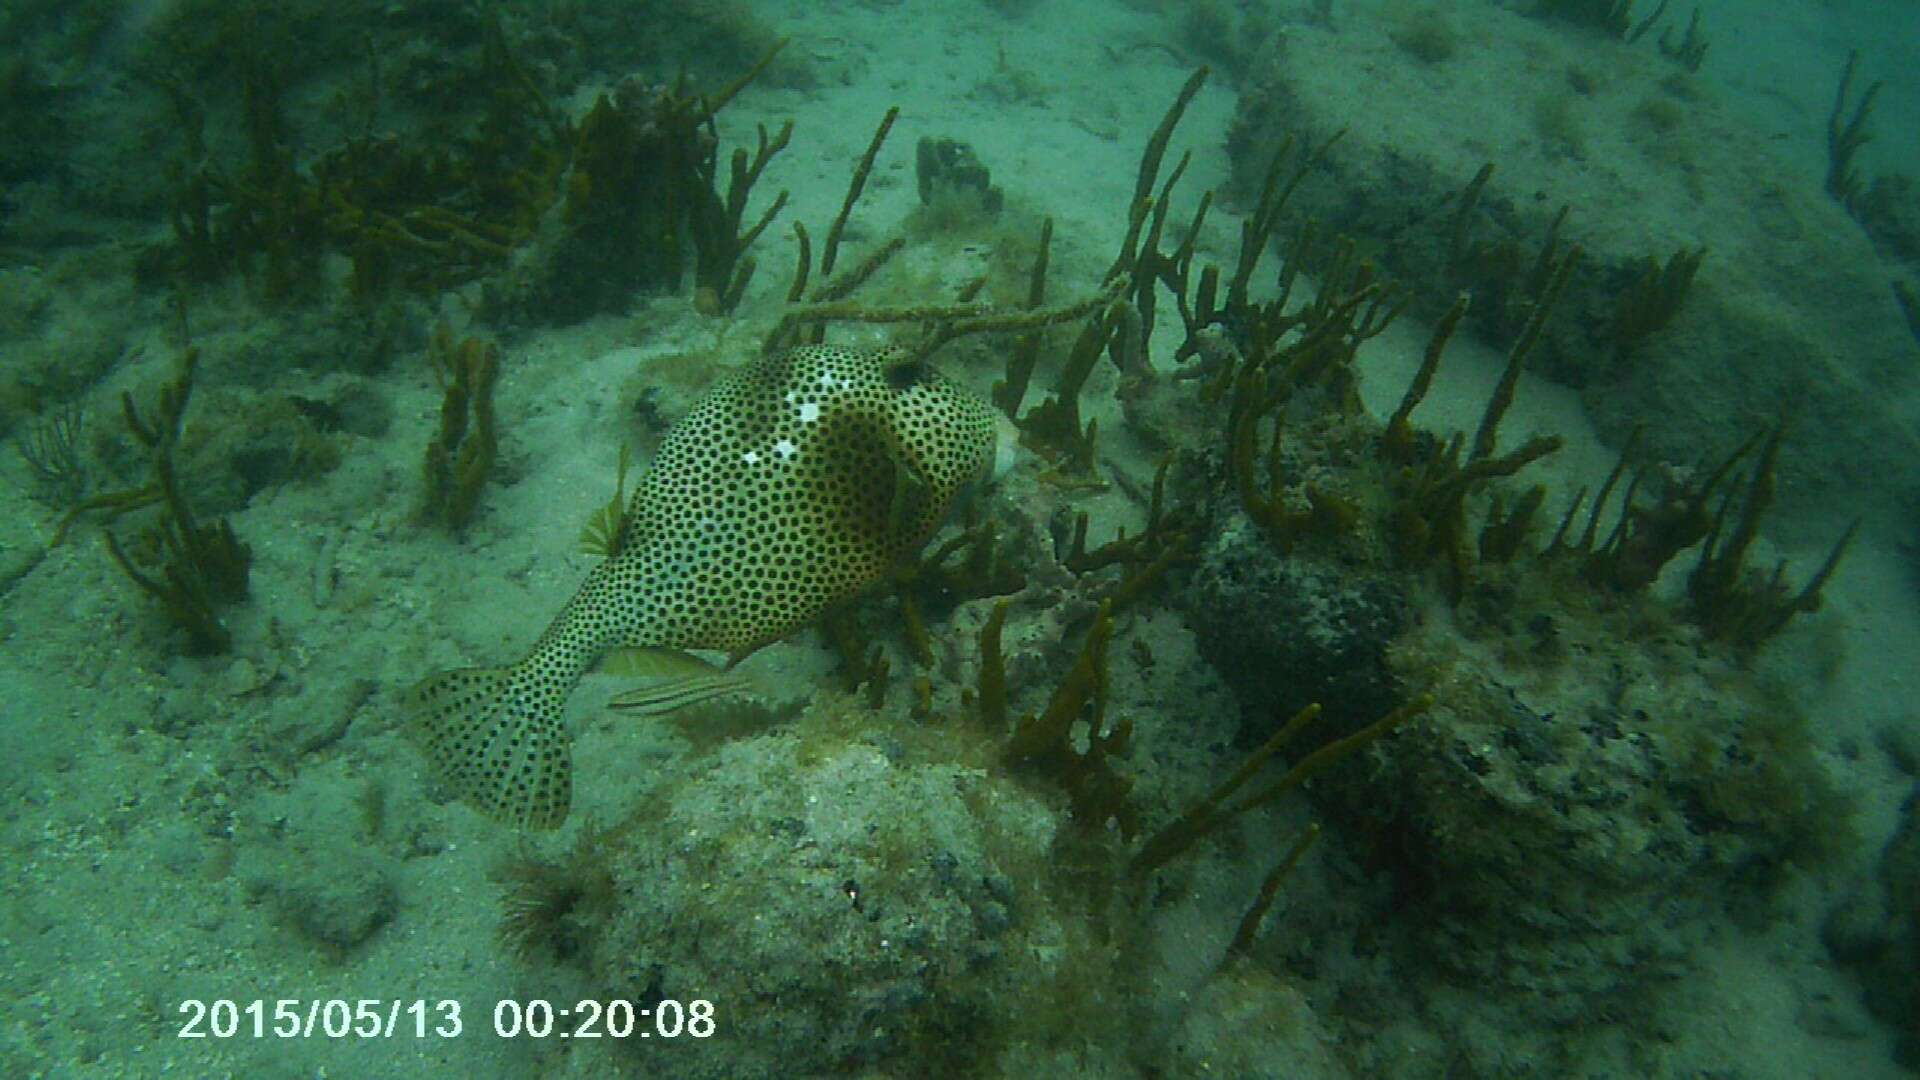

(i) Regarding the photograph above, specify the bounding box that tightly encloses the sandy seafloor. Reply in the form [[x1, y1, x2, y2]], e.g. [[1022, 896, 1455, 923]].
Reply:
[[1, 0, 1918, 1077]]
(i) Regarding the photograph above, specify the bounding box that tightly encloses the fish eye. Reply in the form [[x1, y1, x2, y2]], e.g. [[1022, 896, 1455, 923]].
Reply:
[[885, 361, 924, 391]]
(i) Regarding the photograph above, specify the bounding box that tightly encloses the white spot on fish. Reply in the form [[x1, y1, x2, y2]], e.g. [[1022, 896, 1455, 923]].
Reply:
[[773, 438, 798, 461], [796, 402, 820, 423]]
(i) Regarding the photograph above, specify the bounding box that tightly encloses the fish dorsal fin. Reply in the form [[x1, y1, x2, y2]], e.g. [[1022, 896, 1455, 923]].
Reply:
[[578, 444, 636, 557]]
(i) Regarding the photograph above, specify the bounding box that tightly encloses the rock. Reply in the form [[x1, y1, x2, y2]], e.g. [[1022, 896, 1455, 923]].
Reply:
[[577, 694, 1066, 1078], [1828, 787, 1920, 1041], [1167, 960, 1352, 1080], [261, 855, 399, 953], [915, 136, 1004, 215], [1182, 516, 1409, 742]]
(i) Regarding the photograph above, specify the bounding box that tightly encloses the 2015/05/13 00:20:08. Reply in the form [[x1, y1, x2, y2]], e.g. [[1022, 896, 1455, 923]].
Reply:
[[175, 998, 717, 1040]]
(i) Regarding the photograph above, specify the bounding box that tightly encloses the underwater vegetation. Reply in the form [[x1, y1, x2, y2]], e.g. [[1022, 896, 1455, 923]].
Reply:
[[544, 50, 792, 320], [1610, 243, 1705, 360], [1223, 4, 1920, 532], [135, 10, 789, 319], [1680, 421, 1859, 649], [1089, 63, 1856, 1067], [1226, 72, 1711, 393], [426, 52, 1874, 1072], [14, 401, 87, 508], [2, 0, 1895, 1069], [1532, 0, 1708, 68], [1825, 50, 1883, 214], [138, 11, 560, 300], [1656, 8, 1709, 72], [417, 323, 500, 533], [53, 344, 252, 655], [1534, 0, 1640, 37], [1820, 51, 1920, 354], [1126, 88, 1852, 679]]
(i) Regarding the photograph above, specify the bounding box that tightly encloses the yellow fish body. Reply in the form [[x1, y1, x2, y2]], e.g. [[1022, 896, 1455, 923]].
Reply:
[[408, 344, 997, 828]]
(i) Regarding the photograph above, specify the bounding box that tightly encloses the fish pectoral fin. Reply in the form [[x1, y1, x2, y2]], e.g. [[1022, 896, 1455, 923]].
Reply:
[[595, 646, 726, 679], [884, 441, 933, 541], [605, 671, 762, 717], [599, 647, 765, 715]]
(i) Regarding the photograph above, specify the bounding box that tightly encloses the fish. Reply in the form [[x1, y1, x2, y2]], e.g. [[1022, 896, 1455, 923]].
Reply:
[[406, 343, 998, 828]]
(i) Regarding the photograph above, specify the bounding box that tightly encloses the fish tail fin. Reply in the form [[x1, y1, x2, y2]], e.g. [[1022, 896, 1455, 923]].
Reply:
[[405, 665, 572, 830]]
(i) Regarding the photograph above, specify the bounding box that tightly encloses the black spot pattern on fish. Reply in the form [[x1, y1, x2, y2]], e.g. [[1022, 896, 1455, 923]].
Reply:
[[407, 344, 996, 828]]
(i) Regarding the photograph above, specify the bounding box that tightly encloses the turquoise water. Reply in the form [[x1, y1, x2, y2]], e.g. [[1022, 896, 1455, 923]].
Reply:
[[2, 2, 1917, 1077]]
